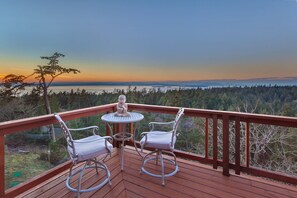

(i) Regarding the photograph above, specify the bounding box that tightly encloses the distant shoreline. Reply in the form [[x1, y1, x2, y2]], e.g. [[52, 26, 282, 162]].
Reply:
[[48, 79, 297, 88], [3, 79, 297, 96]]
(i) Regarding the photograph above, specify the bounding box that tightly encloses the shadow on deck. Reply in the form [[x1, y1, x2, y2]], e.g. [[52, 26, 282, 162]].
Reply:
[[16, 146, 297, 198]]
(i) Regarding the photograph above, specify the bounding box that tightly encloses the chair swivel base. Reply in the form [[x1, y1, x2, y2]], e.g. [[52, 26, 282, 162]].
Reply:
[[66, 160, 111, 197], [140, 150, 178, 186]]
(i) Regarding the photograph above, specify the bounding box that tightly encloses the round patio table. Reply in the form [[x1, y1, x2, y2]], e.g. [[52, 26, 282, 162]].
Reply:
[[101, 112, 144, 171]]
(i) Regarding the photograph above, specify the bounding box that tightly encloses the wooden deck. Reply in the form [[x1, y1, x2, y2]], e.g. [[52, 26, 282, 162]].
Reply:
[[16, 146, 297, 198]]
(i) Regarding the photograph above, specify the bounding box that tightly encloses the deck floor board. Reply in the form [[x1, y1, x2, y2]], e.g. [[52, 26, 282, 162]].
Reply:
[[16, 146, 297, 198], [125, 190, 144, 198]]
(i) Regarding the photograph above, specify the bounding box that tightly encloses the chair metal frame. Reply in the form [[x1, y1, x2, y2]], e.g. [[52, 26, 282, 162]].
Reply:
[[55, 114, 113, 197], [140, 108, 184, 186]]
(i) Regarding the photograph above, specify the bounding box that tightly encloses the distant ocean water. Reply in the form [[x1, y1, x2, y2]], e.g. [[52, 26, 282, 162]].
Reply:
[[14, 78, 297, 94]]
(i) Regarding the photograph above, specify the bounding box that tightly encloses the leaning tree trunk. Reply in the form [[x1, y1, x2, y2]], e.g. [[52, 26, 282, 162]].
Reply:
[[43, 87, 56, 142]]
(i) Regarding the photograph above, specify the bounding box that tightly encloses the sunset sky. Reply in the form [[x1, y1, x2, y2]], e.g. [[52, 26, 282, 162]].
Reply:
[[1, 0, 297, 82]]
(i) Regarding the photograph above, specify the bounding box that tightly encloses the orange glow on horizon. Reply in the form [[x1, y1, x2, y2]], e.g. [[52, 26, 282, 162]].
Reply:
[[1, 59, 297, 83]]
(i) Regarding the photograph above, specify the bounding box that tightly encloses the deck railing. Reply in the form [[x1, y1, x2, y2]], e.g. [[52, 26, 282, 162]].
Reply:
[[1, 103, 297, 197], [0, 103, 116, 198]]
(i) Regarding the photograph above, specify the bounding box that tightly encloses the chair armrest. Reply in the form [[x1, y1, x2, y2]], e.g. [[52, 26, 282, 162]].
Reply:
[[140, 131, 173, 137], [149, 121, 175, 131], [68, 126, 99, 131], [69, 126, 99, 135], [149, 121, 175, 125]]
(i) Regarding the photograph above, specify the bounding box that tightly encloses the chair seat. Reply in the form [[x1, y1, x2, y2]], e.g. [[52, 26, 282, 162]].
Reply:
[[69, 135, 113, 162], [140, 131, 176, 150]]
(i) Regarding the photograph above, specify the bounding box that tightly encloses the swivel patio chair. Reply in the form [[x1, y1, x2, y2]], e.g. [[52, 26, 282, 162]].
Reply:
[[54, 114, 113, 197], [139, 108, 184, 186]]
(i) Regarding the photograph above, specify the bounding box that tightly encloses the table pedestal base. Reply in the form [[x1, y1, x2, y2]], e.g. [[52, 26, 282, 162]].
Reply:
[[113, 132, 133, 171]]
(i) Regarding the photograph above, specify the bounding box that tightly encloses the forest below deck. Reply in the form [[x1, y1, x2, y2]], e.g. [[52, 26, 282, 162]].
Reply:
[[1, 85, 297, 189], [2, 85, 297, 121]]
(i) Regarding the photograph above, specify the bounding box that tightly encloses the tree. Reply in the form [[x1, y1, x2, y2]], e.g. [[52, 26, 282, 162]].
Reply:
[[0, 74, 32, 98], [1, 52, 80, 141], [33, 52, 80, 115]]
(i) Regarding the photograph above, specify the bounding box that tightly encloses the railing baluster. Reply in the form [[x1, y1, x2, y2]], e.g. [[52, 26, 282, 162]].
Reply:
[[222, 114, 230, 176], [205, 118, 209, 159], [245, 121, 250, 168], [235, 117, 241, 175], [0, 135, 5, 197], [212, 115, 218, 169]]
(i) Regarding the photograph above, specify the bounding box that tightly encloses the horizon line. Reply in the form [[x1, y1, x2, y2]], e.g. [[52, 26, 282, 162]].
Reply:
[[50, 76, 297, 83]]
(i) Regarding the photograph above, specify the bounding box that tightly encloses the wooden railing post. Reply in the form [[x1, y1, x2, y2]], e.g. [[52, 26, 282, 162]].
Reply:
[[118, 123, 123, 134], [212, 115, 218, 169], [0, 135, 5, 197], [106, 111, 111, 136], [205, 118, 209, 159], [129, 123, 134, 142], [245, 122, 250, 168], [222, 115, 230, 176], [106, 123, 110, 136], [113, 123, 120, 148], [235, 117, 241, 175]]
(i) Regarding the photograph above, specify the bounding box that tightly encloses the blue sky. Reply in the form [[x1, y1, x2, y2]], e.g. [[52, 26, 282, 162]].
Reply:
[[0, 0, 297, 81]]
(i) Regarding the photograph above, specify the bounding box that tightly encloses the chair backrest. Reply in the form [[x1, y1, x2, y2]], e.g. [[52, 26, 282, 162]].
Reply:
[[172, 108, 185, 136], [54, 114, 76, 159]]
